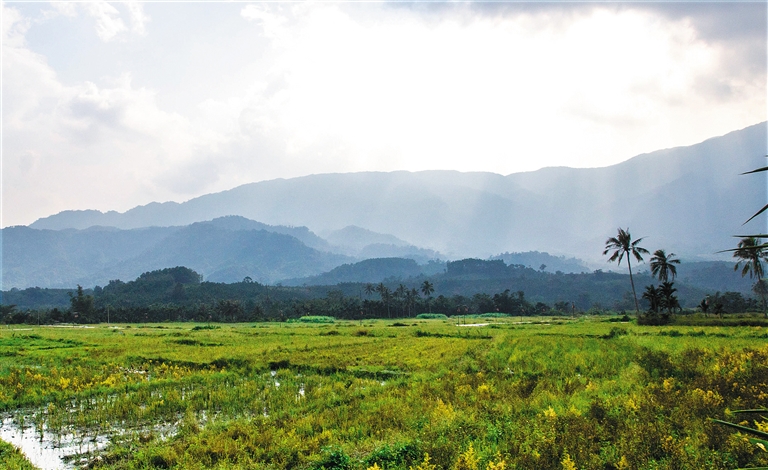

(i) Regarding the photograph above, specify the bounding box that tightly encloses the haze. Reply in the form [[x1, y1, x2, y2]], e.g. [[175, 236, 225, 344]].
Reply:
[[2, 1, 766, 227]]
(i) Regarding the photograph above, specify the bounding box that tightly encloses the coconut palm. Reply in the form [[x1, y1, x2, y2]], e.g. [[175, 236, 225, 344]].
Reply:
[[642, 285, 661, 313], [376, 283, 391, 318], [364, 283, 375, 298], [733, 237, 766, 279], [603, 228, 649, 314], [733, 237, 767, 315], [421, 280, 435, 313], [658, 281, 680, 314], [650, 249, 680, 282]]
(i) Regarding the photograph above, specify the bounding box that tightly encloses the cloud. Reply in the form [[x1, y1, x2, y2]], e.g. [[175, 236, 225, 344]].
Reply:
[[241, 4, 289, 40], [41, 1, 149, 41], [82, 1, 127, 41], [2, 2, 765, 228], [1, 5, 199, 225], [125, 1, 149, 35]]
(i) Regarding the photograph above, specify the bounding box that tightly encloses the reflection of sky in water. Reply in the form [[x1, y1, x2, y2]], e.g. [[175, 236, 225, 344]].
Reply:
[[0, 413, 179, 470], [0, 415, 107, 470]]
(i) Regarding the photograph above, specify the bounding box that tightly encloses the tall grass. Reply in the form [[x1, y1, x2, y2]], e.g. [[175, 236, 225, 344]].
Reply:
[[0, 320, 765, 469]]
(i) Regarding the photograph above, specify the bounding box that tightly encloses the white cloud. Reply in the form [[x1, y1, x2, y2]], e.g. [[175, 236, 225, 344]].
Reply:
[[82, 1, 127, 41], [125, 1, 149, 35], [1, 2, 765, 227], [241, 4, 288, 40], [228, 4, 763, 173]]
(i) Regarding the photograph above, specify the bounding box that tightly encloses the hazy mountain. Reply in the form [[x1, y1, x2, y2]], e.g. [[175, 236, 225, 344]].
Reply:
[[491, 251, 591, 274], [322, 225, 442, 261], [283, 258, 425, 286], [1, 219, 350, 288], [29, 122, 768, 263], [324, 225, 411, 251], [199, 216, 332, 252]]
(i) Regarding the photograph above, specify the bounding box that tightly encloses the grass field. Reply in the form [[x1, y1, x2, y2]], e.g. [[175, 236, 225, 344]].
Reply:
[[0, 317, 766, 469]]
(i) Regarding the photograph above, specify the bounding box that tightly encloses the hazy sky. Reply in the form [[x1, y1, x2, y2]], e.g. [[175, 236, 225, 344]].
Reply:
[[2, 1, 766, 227]]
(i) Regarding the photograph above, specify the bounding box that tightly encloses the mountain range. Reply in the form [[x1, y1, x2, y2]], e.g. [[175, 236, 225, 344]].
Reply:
[[4, 122, 766, 290], [29, 123, 767, 260]]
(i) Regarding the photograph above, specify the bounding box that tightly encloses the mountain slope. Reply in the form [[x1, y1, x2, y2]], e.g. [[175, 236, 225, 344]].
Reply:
[[1, 219, 350, 288], [29, 122, 767, 262]]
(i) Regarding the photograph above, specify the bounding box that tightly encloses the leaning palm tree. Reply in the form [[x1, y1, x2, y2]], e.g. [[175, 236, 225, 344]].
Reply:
[[650, 249, 680, 282], [733, 237, 767, 315], [604, 228, 649, 314]]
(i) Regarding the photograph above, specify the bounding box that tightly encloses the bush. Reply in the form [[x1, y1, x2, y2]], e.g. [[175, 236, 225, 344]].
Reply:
[[604, 326, 628, 339], [416, 313, 448, 319], [312, 446, 352, 470], [637, 312, 672, 326], [298, 316, 336, 324]]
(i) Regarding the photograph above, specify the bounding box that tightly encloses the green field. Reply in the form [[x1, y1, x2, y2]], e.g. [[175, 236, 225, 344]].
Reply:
[[0, 317, 766, 469]]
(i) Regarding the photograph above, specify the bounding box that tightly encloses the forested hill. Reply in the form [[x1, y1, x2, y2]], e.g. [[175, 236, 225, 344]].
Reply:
[[1, 219, 351, 288], [1, 260, 754, 317]]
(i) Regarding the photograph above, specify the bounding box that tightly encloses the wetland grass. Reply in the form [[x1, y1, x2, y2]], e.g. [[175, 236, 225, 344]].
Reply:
[[0, 319, 765, 469]]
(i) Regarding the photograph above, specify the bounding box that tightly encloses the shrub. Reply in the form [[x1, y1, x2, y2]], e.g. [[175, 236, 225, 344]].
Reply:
[[299, 316, 336, 324], [637, 312, 671, 325], [417, 314, 448, 319], [364, 442, 420, 469], [604, 327, 628, 339], [312, 446, 352, 470]]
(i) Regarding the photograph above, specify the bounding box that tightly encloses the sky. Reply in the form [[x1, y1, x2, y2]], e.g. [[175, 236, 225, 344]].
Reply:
[[1, 1, 766, 228]]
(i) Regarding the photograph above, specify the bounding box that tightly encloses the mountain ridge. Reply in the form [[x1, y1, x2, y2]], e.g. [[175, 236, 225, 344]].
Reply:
[[25, 122, 768, 263]]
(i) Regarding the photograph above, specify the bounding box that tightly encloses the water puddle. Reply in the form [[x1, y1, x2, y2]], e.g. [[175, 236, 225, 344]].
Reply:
[[0, 413, 179, 470], [0, 416, 107, 470]]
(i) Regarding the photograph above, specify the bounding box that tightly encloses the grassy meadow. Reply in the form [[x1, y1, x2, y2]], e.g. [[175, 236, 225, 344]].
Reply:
[[0, 317, 766, 469]]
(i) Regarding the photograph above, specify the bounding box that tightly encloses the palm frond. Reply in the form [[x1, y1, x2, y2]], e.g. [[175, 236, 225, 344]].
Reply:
[[741, 165, 768, 175], [744, 203, 768, 225], [710, 418, 768, 440]]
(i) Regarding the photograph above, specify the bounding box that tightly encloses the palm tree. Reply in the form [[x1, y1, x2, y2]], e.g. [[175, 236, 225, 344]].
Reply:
[[658, 281, 680, 314], [650, 249, 680, 282], [420, 280, 435, 313], [364, 283, 375, 298], [395, 284, 407, 317], [603, 228, 649, 314], [733, 237, 767, 315], [376, 283, 391, 318], [642, 285, 661, 313]]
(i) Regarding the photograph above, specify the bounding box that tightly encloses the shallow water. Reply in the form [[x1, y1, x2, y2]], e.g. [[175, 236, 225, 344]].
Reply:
[[0, 412, 179, 470], [0, 415, 107, 470]]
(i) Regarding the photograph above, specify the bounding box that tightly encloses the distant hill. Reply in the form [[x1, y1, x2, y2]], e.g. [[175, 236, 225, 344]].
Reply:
[[669, 261, 755, 296], [283, 258, 425, 286], [1, 218, 351, 288], [491, 251, 590, 274], [324, 226, 411, 251], [30, 123, 767, 263], [322, 225, 442, 261], [1, 258, 757, 312]]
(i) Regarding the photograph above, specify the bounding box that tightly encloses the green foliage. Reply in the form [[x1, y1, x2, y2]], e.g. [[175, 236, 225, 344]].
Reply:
[[0, 319, 767, 469], [312, 446, 352, 470], [0, 439, 37, 469], [363, 441, 420, 469], [416, 313, 447, 319], [298, 316, 336, 323]]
